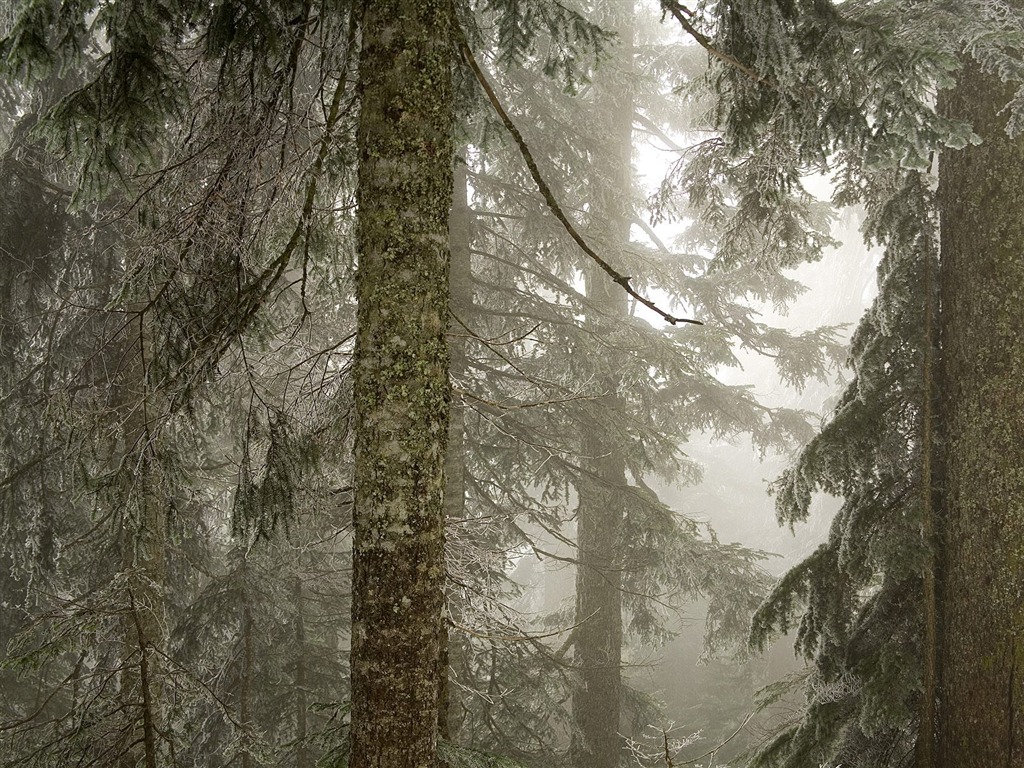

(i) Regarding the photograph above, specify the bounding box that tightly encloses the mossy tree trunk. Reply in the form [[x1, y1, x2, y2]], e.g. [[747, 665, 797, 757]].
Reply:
[[570, 9, 633, 768], [348, 0, 454, 764], [936, 48, 1024, 768]]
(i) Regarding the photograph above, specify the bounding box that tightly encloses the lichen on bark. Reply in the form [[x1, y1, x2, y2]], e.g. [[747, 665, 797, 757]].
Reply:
[[348, 0, 454, 765]]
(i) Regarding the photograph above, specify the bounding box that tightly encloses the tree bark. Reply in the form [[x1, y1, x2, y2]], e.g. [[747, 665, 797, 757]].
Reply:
[[936, 50, 1024, 768], [348, 0, 454, 764], [917, 182, 942, 768], [240, 554, 254, 768], [570, 9, 633, 768]]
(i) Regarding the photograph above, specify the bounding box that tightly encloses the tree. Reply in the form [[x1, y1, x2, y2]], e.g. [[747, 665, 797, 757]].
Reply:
[[935, 50, 1024, 768], [1, 3, 359, 766], [347, 0, 453, 765], [443, 4, 842, 763], [569, 5, 633, 766], [671, 1, 1024, 766]]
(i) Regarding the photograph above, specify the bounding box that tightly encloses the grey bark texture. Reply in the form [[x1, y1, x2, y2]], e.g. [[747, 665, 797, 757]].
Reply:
[[936, 50, 1024, 768], [348, 0, 454, 764]]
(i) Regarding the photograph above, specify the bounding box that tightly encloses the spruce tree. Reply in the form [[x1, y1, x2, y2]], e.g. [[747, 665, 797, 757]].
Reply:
[[660, 2, 1024, 766], [569, 4, 633, 766], [443, 3, 843, 762], [1, 3, 359, 765]]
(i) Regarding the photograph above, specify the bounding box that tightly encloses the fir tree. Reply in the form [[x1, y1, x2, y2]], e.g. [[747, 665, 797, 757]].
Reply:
[[1, 3, 359, 765], [656, 2, 1024, 766], [442, 2, 844, 763]]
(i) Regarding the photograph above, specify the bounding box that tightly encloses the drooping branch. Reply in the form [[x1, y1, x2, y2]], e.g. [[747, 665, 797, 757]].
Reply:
[[455, 27, 702, 327], [659, 0, 774, 89]]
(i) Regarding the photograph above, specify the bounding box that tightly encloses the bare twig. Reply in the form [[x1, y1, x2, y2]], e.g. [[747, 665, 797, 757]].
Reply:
[[676, 710, 755, 765]]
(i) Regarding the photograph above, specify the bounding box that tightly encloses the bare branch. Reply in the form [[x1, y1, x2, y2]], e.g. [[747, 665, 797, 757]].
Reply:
[[455, 27, 702, 327]]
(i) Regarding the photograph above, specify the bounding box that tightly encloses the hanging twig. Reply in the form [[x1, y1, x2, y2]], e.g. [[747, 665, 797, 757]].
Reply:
[[675, 711, 755, 765], [455, 27, 702, 326]]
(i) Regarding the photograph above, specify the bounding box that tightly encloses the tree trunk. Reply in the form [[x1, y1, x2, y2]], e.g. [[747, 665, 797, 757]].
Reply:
[[570, 9, 633, 768], [348, 0, 453, 764], [936, 50, 1024, 768], [240, 555, 254, 768], [439, 157, 473, 742], [294, 576, 311, 768], [117, 315, 167, 768], [915, 214, 940, 768]]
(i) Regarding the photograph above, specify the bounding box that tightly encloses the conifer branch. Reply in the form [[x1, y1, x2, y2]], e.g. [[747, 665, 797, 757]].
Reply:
[[448, 610, 597, 643], [456, 28, 702, 327], [659, 0, 775, 90]]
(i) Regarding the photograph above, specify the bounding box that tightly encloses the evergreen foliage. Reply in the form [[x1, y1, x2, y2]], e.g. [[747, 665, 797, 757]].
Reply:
[[654, 1, 1024, 765], [1, 2, 357, 764], [7, 0, 1002, 765], [441, 2, 844, 762]]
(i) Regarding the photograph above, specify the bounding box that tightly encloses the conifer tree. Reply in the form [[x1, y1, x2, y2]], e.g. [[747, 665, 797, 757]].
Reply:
[[569, 5, 633, 766], [443, 3, 843, 762], [1, 3, 359, 765], [660, 2, 1024, 766]]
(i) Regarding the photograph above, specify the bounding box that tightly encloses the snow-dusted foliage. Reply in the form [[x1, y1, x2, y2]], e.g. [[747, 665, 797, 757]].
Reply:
[[660, 1, 1023, 766]]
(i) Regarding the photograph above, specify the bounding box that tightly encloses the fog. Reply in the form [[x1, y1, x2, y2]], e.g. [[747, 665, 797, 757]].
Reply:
[[2, 1, 1016, 767]]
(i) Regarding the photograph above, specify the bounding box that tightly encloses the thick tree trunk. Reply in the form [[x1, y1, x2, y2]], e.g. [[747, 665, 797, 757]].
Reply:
[[936, 52, 1024, 768], [570, 9, 633, 768], [348, 0, 453, 764]]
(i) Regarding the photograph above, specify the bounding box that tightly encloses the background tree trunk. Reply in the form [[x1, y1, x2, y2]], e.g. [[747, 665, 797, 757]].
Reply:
[[294, 576, 311, 768], [570, 8, 633, 768], [116, 315, 167, 768], [348, 0, 454, 764], [936, 49, 1024, 768], [240, 555, 254, 768], [440, 157, 473, 742]]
